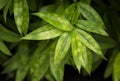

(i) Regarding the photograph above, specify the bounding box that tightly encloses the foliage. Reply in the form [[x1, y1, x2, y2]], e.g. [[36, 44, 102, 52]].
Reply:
[[0, 0, 119, 81]]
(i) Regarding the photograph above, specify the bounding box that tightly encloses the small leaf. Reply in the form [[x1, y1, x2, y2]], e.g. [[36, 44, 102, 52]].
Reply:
[[33, 12, 73, 31], [0, 0, 9, 9], [76, 29, 104, 58], [71, 30, 82, 72], [22, 25, 64, 40], [79, 2, 105, 29], [54, 33, 71, 64], [0, 24, 20, 42], [0, 40, 12, 56], [14, 0, 29, 34], [76, 20, 108, 36], [113, 52, 120, 81]]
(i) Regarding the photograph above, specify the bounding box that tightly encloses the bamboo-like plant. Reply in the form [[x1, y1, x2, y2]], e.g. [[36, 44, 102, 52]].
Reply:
[[0, 0, 119, 81]]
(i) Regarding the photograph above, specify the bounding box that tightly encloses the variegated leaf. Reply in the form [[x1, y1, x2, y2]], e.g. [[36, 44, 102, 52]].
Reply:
[[71, 30, 82, 72], [22, 25, 64, 40], [79, 2, 105, 29], [54, 33, 71, 64], [76, 29, 104, 58], [14, 0, 29, 34], [76, 20, 108, 36], [33, 12, 73, 31]]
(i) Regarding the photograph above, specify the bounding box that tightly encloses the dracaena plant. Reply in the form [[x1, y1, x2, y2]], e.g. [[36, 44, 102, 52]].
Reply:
[[0, 0, 119, 81]]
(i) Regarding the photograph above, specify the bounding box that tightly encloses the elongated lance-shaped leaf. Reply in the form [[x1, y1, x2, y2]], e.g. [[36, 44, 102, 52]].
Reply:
[[0, 0, 9, 9], [78, 2, 105, 29], [14, 0, 29, 34], [31, 41, 56, 81], [113, 52, 120, 81], [82, 47, 92, 74], [3, 0, 12, 22], [0, 40, 12, 56], [76, 29, 104, 58], [50, 42, 65, 81], [54, 32, 71, 64], [76, 20, 108, 36], [63, 3, 75, 21], [33, 12, 73, 31], [71, 3, 81, 25], [22, 25, 64, 40], [104, 49, 118, 78], [71, 30, 82, 72], [0, 24, 20, 42], [55, 3, 65, 15]]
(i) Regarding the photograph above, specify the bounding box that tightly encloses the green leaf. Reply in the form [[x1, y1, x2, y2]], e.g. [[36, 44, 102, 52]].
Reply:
[[79, 2, 105, 29], [31, 41, 56, 81], [113, 52, 120, 81], [76, 20, 108, 36], [33, 12, 73, 31], [22, 25, 64, 40], [0, 40, 12, 56], [104, 49, 118, 78], [92, 34, 116, 49], [80, 0, 91, 4], [14, 0, 29, 34], [3, 0, 12, 22], [54, 33, 71, 64], [0, 0, 9, 9], [56, 3, 65, 15], [76, 29, 104, 58], [27, 0, 37, 11], [63, 3, 75, 21], [71, 4, 81, 25], [50, 44, 65, 81], [71, 30, 82, 72], [0, 24, 20, 42]]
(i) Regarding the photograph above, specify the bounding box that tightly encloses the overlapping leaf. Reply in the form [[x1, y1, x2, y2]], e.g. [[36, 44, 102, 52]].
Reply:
[[33, 12, 73, 31], [71, 30, 83, 72], [76, 29, 104, 57], [54, 33, 71, 64], [0, 0, 9, 9], [0, 24, 20, 42], [78, 2, 105, 29], [76, 20, 108, 36], [14, 0, 29, 34], [22, 25, 64, 40]]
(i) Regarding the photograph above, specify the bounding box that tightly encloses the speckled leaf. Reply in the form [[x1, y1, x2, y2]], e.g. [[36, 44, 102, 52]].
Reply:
[[0, 0, 8, 9], [0, 24, 20, 42], [77, 29, 104, 57], [54, 33, 71, 64], [50, 43, 65, 81], [33, 12, 73, 31], [0, 40, 12, 56], [31, 42, 55, 81], [113, 52, 120, 81], [63, 3, 75, 21], [76, 20, 108, 36], [14, 0, 29, 34], [71, 30, 82, 72], [79, 2, 105, 29], [22, 25, 64, 40]]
